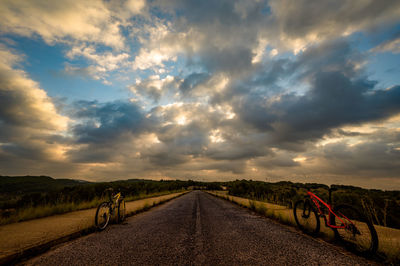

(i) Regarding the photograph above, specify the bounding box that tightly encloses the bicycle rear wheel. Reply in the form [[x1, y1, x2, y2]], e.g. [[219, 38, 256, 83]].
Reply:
[[95, 202, 111, 230], [333, 204, 378, 256], [293, 199, 320, 236], [118, 199, 126, 223]]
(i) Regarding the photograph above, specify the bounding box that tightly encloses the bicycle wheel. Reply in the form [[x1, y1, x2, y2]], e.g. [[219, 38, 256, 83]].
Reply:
[[333, 204, 378, 256], [118, 199, 126, 223], [293, 199, 320, 236], [95, 202, 111, 230]]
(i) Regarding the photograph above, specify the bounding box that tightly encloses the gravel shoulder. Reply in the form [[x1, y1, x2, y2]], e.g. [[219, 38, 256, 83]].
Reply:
[[25, 191, 378, 265]]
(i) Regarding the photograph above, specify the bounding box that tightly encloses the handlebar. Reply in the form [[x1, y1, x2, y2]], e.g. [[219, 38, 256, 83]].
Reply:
[[101, 188, 115, 200]]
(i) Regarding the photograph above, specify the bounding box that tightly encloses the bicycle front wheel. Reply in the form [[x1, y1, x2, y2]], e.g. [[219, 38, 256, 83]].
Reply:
[[118, 199, 126, 223], [293, 199, 320, 236], [333, 204, 378, 256], [95, 202, 111, 230]]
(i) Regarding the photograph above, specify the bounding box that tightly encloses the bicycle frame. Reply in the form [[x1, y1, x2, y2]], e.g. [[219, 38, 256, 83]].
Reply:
[[306, 191, 353, 229], [104, 190, 122, 214], [113, 192, 121, 203]]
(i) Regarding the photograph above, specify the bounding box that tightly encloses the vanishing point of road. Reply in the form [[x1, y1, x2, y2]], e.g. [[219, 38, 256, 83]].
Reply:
[[26, 191, 376, 265]]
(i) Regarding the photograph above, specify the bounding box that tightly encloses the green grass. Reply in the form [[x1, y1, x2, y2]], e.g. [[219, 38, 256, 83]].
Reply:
[[0, 190, 185, 225]]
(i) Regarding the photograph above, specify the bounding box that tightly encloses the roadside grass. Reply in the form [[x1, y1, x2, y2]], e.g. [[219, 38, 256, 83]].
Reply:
[[375, 225, 400, 262], [0, 190, 185, 226], [208, 191, 400, 264]]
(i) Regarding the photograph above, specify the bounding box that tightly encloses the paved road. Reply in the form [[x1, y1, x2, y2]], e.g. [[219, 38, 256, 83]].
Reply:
[[25, 191, 376, 265]]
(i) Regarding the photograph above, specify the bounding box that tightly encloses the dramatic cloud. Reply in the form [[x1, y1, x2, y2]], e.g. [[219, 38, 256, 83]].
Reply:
[[0, 45, 71, 173], [1, 0, 400, 189], [269, 0, 400, 52], [0, 0, 126, 48]]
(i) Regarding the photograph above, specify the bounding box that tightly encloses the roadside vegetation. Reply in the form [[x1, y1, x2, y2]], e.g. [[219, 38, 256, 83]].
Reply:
[[226, 180, 400, 229], [209, 180, 400, 264], [0, 176, 218, 225], [2, 176, 399, 262]]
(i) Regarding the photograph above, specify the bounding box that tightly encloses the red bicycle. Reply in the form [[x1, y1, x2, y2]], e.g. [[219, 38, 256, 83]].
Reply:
[[293, 187, 378, 255]]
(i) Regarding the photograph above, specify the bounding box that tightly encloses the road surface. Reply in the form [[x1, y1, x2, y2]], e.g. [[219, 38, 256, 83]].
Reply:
[[25, 191, 376, 265]]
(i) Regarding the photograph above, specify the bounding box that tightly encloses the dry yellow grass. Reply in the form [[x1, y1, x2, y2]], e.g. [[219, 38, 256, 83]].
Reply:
[[0, 190, 185, 226], [375, 224, 400, 260], [208, 191, 400, 263]]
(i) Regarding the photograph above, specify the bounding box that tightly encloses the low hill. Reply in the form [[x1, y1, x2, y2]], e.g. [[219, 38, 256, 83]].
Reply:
[[0, 175, 89, 195]]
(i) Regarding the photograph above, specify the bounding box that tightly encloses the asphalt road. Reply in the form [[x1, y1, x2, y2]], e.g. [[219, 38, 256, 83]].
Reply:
[[25, 191, 377, 265]]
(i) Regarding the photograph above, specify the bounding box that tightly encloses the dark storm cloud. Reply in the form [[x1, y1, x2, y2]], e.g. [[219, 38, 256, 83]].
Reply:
[[230, 40, 400, 147], [153, 0, 270, 75], [237, 73, 400, 145], [254, 151, 300, 169], [0, 142, 48, 161], [156, 0, 268, 26], [203, 160, 247, 174], [71, 100, 147, 144], [64, 100, 159, 163], [250, 58, 288, 88], [269, 0, 400, 40], [141, 145, 190, 167], [205, 142, 267, 161], [153, 0, 400, 76], [322, 138, 400, 177], [290, 41, 360, 77], [198, 46, 255, 74], [179, 72, 210, 95]]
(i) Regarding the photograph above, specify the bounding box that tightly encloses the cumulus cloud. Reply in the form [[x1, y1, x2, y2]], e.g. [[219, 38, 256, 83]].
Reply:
[[269, 0, 400, 52], [71, 100, 147, 144], [0, 46, 68, 132], [0, 45, 71, 173], [0, 0, 126, 49], [130, 75, 180, 103], [227, 40, 400, 147], [1, 0, 400, 188], [65, 45, 130, 83], [0, 0, 147, 84]]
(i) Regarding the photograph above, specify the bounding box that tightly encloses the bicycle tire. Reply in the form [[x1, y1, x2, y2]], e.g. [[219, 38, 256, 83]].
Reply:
[[118, 199, 126, 223], [95, 202, 111, 230], [332, 204, 378, 256], [293, 199, 320, 236]]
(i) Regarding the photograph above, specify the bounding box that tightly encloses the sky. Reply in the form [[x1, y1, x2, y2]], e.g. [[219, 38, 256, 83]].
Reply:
[[1, 0, 400, 190]]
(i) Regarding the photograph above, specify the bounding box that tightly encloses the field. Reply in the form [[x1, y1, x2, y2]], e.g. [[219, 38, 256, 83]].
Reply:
[[0, 176, 210, 225], [0, 190, 185, 225]]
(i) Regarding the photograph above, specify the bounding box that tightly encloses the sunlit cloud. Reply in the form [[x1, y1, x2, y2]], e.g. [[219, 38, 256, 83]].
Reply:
[[0, 0, 126, 49], [1, 0, 400, 189], [371, 36, 400, 54]]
